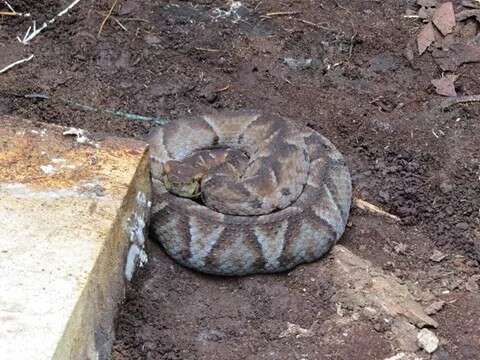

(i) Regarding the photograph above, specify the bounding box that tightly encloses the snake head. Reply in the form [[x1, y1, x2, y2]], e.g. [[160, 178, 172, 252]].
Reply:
[[163, 160, 202, 198]]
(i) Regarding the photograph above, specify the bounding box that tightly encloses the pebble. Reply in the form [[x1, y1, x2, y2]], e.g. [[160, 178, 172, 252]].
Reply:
[[430, 250, 446, 262], [455, 222, 469, 231], [417, 329, 439, 353], [282, 57, 319, 71], [425, 300, 445, 315], [439, 181, 453, 194], [466, 274, 480, 292]]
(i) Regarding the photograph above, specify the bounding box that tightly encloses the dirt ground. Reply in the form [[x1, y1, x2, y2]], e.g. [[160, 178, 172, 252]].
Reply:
[[1, 0, 480, 359]]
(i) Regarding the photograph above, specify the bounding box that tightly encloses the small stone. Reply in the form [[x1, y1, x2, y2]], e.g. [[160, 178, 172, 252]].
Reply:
[[425, 300, 445, 315], [430, 250, 446, 262], [394, 243, 408, 255], [282, 57, 319, 71], [417, 329, 439, 353], [279, 322, 314, 338], [200, 86, 219, 103], [432, 347, 450, 360], [144, 35, 162, 45], [439, 181, 453, 194], [466, 274, 480, 292], [456, 222, 469, 231]]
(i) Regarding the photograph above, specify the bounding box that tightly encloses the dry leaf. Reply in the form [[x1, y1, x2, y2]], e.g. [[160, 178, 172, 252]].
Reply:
[[417, 0, 438, 7], [418, 22, 437, 55], [456, 9, 480, 22], [432, 43, 480, 70], [432, 2, 456, 36], [431, 74, 458, 97], [461, 0, 480, 9]]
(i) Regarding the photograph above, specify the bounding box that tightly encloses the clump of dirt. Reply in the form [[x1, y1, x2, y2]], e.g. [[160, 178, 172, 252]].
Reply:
[[1, 0, 479, 359]]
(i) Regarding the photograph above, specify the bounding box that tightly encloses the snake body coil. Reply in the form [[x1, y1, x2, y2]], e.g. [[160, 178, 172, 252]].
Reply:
[[148, 112, 351, 276]]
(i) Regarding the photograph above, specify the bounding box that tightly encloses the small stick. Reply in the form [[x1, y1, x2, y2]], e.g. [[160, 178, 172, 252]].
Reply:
[[215, 85, 230, 92], [98, 0, 119, 35], [112, 17, 128, 32], [353, 197, 401, 222], [347, 32, 357, 60], [1, 1, 30, 17], [263, 11, 300, 17], [18, 0, 81, 44], [0, 54, 34, 74], [296, 19, 336, 31], [195, 47, 221, 52], [441, 95, 480, 110]]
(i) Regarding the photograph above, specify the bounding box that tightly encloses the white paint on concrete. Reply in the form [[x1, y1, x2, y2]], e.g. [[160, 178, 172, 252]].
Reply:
[[124, 191, 151, 281]]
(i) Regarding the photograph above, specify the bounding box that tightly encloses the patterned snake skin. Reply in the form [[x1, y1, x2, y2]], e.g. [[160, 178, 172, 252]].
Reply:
[[147, 111, 352, 276]]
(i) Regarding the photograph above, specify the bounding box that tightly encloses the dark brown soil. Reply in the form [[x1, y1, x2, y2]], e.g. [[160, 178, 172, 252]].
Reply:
[[1, 0, 479, 359]]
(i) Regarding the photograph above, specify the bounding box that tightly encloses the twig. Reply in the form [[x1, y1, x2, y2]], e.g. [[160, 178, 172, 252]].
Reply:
[[215, 85, 230, 93], [263, 11, 300, 17], [18, 0, 81, 44], [194, 47, 221, 52], [1, 1, 30, 17], [0, 54, 34, 74], [347, 32, 357, 60], [98, 0, 119, 35], [112, 17, 128, 32], [441, 95, 480, 110], [353, 197, 401, 222], [296, 19, 336, 32]]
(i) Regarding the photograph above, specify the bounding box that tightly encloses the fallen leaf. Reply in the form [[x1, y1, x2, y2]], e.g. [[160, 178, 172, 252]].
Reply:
[[417, 0, 438, 7], [431, 74, 458, 97], [418, 22, 437, 55], [456, 9, 480, 22], [432, 43, 480, 70], [432, 2, 456, 36], [461, 0, 480, 9]]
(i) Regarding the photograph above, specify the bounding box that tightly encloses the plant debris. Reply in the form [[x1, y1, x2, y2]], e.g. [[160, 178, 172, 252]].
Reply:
[[417, 22, 437, 55], [432, 2, 456, 35], [431, 74, 458, 97]]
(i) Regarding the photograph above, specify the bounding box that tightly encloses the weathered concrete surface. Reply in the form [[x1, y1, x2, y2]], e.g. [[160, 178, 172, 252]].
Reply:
[[0, 116, 151, 360]]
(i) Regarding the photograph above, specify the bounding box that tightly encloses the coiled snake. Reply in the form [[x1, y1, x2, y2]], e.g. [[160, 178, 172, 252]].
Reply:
[[147, 111, 351, 275]]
